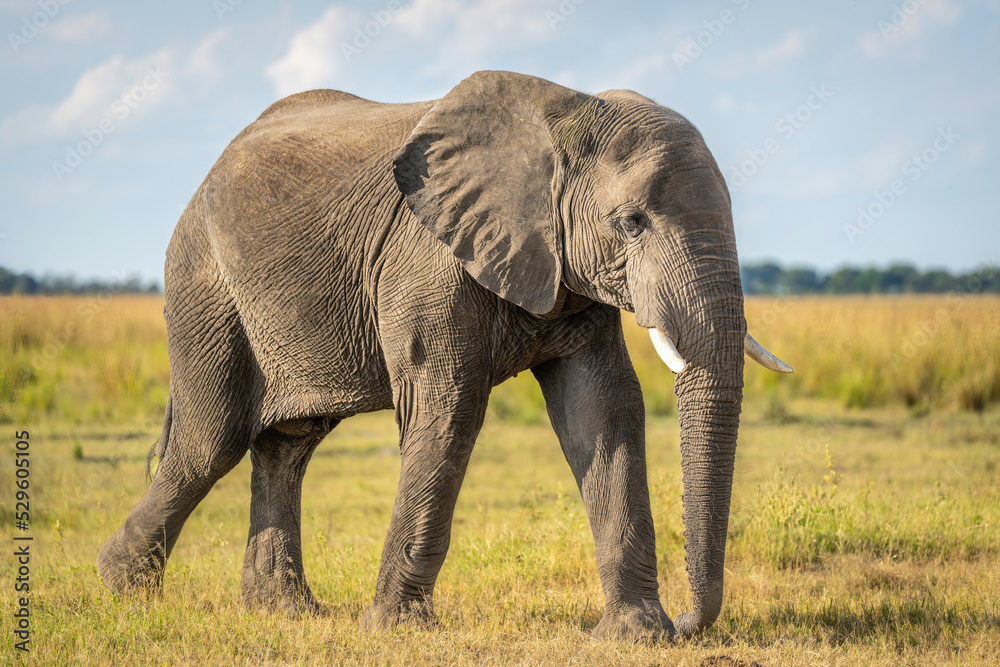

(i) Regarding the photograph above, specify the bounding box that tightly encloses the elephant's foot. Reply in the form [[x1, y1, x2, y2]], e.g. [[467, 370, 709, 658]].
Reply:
[[242, 586, 321, 616], [360, 600, 437, 631], [674, 610, 718, 638], [97, 525, 166, 595], [241, 568, 321, 617], [591, 600, 676, 643]]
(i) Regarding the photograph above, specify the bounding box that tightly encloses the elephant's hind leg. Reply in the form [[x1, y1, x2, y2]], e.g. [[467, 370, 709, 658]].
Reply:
[[241, 417, 336, 614], [98, 285, 258, 595], [96, 398, 254, 594]]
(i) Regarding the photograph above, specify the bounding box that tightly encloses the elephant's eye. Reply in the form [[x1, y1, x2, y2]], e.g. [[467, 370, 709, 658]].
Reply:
[[618, 213, 646, 240]]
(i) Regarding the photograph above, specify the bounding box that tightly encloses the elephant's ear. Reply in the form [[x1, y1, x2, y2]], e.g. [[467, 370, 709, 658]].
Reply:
[[393, 71, 591, 315]]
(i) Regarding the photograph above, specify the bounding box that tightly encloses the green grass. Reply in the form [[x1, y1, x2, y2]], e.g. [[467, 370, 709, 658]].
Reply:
[[0, 296, 169, 425], [2, 403, 998, 664], [1, 296, 999, 664]]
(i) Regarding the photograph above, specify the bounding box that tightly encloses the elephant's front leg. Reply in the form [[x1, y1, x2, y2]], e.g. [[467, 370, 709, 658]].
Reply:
[[360, 379, 488, 630], [532, 321, 675, 642]]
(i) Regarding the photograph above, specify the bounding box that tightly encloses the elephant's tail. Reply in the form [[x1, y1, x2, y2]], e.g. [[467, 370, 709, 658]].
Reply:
[[145, 393, 173, 485]]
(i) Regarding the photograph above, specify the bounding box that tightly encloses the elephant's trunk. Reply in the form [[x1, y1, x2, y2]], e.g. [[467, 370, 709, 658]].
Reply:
[[646, 259, 745, 638], [672, 363, 743, 636]]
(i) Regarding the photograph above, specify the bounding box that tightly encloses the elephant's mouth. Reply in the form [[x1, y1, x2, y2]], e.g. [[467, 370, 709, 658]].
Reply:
[[646, 327, 793, 375]]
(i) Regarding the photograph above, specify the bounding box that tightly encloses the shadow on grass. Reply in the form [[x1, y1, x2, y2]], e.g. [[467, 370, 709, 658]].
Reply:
[[728, 597, 1000, 648]]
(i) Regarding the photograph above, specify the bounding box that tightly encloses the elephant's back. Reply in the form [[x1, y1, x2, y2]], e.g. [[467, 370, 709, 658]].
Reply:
[[254, 89, 369, 121], [222, 93, 434, 171], [197, 93, 433, 297], [169, 95, 436, 422], [201, 94, 432, 243]]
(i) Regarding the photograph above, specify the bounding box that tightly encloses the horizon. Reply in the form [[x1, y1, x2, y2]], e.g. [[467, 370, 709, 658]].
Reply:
[[4, 259, 997, 294], [1, 1, 997, 281]]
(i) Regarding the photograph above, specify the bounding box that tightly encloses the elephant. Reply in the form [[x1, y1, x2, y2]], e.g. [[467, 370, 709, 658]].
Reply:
[[97, 70, 791, 641]]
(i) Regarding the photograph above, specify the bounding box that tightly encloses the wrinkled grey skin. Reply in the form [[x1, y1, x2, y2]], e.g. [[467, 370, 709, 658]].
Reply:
[[98, 71, 746, 641]]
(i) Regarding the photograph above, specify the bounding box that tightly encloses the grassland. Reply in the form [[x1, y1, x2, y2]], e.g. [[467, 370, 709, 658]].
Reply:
[[1, 294, 999, 665]]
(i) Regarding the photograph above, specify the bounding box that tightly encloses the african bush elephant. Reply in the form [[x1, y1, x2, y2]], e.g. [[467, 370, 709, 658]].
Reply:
[[97, 70, 790, 641]]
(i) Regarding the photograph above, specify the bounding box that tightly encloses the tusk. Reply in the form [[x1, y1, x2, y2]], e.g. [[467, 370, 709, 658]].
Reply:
[[744, 333, 793, 373], [649, 328, 687, 374]]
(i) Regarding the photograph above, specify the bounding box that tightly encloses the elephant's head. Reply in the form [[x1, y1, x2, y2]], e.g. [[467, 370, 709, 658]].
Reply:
[[393, 71, 790, 637]]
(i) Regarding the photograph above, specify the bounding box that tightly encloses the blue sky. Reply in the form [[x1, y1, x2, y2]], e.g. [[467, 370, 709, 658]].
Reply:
[[1, 0, 998, 284]]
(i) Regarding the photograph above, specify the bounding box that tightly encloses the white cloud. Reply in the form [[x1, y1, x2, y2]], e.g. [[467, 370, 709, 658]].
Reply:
[[264, 6, 362, 98], [403, 0, 553, 79], [1, 29, 230, 149], [575, 49, 672, 98], [395, 0, 549, 58], [185, 28, 230, 81], [264, 0, 556, 96], [48, 50, 173, 134], [756, 28, 806, 68], [596, 52, 668, 91], [49, 56, 128, 133], [1, 49, 174, 147], [393, 0, 464, 35], [48, 12, 112, 43], [859, 0, 961, 59]]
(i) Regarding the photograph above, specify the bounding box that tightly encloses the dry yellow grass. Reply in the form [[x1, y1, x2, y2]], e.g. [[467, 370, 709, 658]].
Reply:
[[1, 294, 999, 665], [740, 295, 1000, 412], [0, 295, 168, 424], [3, 294, 998, 424]]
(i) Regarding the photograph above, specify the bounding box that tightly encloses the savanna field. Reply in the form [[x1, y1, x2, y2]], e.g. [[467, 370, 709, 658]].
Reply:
[[1, 294, 999, 666]]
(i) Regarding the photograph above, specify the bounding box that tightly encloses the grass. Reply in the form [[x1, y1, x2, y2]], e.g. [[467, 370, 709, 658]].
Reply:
[[3, 295, 999, 426], [1, 295, 999, 665], [739, 295, 1000, 413], [0, 296, 169, 425]]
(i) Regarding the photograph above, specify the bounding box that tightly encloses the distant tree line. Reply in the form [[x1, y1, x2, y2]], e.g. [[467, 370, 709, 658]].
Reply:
[[2, 263, 998, 297], [0, 266, 161, 295], [742, 263, 1000, 295]]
